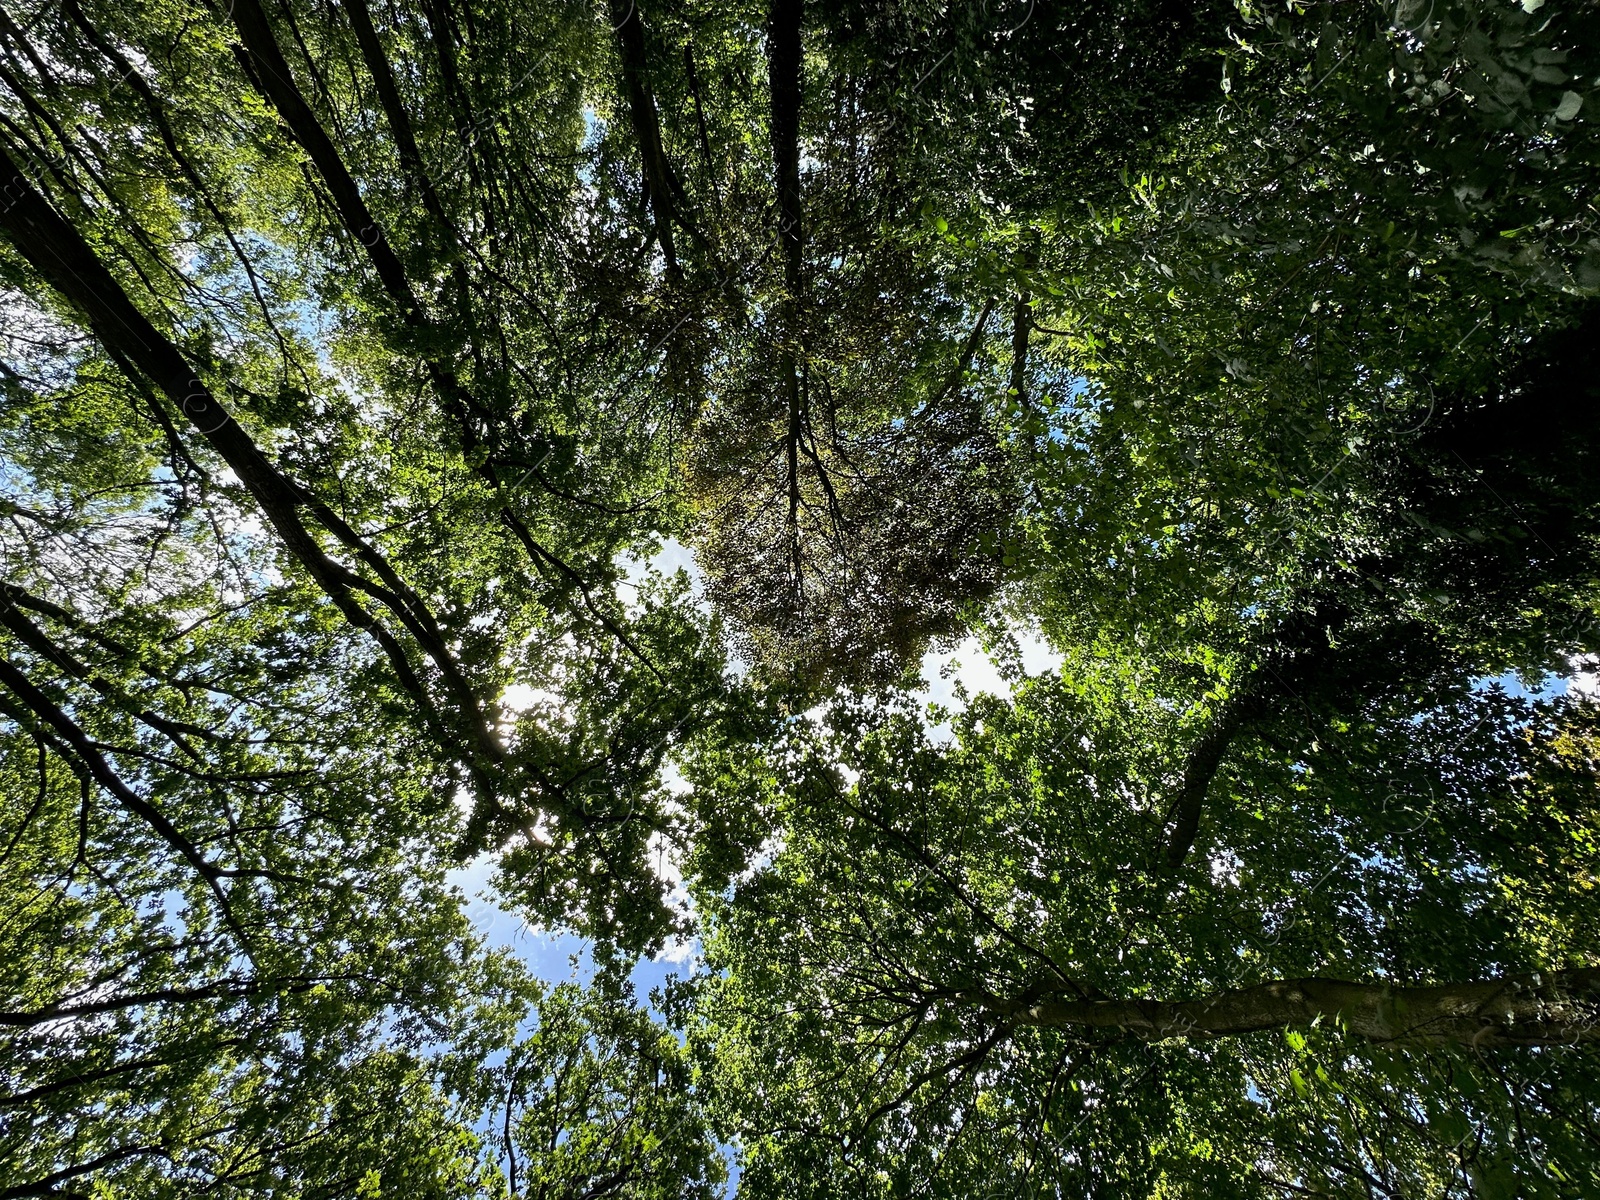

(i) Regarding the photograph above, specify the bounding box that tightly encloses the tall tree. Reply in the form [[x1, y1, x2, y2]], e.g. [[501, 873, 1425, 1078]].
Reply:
[[688, 680, 1600, 1197]]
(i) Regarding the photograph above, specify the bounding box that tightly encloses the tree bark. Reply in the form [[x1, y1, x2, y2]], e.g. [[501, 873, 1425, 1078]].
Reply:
[[1008, 293, 1030, 406], [1161, 688, 1266, 868], [610, 0, 679, 271], [1161, 603, 1348, 868], [994, 967, 1600, 1047], [229, 0, 419, 310], [0, 979, 315, 1029], [767, 0, 803, 297], [340, 0, 452, 237]]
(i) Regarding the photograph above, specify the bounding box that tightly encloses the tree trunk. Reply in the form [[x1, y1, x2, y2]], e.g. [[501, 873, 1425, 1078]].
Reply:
[[767, 0, 803, 296], [610, 0, 679, 271], [996, 967, 1600, 1046], [1008, 293, 1030, 406], [767, 0, 806, 592]]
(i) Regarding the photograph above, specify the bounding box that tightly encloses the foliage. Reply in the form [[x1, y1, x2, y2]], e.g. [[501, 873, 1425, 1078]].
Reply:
[[2, 0, 1600, 1195], [688, 682, 1600, 1196]]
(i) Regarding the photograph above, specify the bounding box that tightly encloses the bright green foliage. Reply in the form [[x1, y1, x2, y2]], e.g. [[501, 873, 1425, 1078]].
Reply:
[[444, 975, 726, 1200], [4, 0, 1600, 1195], [688, 684, 1600, 1198]]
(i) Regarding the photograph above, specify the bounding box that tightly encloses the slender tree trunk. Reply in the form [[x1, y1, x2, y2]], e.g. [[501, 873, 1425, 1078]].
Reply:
[[1009, 293, 1031, 406], [995, 967, 1600, 1046], [768, 0, 803, 297], [767, 0, 806, 594], [230, 0, 417, 307], [684, 43, 717, 203], [610, 0, 679, 271]]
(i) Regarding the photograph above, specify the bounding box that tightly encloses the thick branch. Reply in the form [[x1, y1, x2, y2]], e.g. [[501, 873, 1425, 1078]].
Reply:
[[228, 0, 418, 311], [610, 0, 678, 271], [0, 1145, 167, 1200], [339, 0, 450, 233], [918, 299, 995, 421], [0, 596, 215, 760], [0, 978, 317, 1029], [766, 0, 803, 296], [338, 0, 484, 347], [994, 967, 1600, 1047], [1162, 604, 1347, 868], [1161, 690, 1265, 869], [0, 1038, 242, 1107], [0, 142, 475, 763]]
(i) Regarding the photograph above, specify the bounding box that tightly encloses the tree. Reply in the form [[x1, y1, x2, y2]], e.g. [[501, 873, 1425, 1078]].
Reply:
[[676, 1, 1600, 1193], [687, 681, 1600, 1197], [0, 0, 724, 1189], [4, 0, 1600, 1195], [443, 974, 726, 1200], [0, 0, 741, 944]]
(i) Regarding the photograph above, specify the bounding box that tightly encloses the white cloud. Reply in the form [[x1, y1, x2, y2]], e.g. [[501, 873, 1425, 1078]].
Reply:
[[916, 627, 1063, 742], [1568, 657, 1600, 700], [655, 934, 701, 965], [615, 536, 705, 609]]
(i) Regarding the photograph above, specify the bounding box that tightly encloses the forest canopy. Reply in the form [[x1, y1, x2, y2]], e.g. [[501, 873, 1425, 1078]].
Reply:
[[3, 0, 1600, 1194]]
